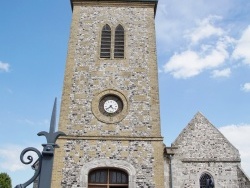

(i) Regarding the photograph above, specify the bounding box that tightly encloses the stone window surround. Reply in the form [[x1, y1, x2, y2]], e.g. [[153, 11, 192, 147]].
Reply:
[[80, 159, 136, 188]]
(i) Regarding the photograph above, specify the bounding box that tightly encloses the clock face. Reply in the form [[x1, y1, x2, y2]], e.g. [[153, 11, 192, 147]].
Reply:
[[99, 95, 123, 116], [104, 100, 118, 113]]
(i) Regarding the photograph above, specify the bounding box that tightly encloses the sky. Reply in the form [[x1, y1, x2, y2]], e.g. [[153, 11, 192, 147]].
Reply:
[[0, 0, 250, 187]]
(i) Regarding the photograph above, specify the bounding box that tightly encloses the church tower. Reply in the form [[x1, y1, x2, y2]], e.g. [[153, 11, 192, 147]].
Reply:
[[52, 0, 164, 187]]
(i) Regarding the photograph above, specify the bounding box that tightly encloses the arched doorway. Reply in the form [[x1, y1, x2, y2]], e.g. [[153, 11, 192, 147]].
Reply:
[[88, 168, 128, 188], [200, 173, 214, 188]]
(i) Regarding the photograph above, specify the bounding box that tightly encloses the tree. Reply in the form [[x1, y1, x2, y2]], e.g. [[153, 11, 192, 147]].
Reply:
[[0, 173, 12, 188]]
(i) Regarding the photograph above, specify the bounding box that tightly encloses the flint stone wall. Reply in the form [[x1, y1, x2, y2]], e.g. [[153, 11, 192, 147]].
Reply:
[[61, 140, 155, 188], [59, 4, 160, 138], [166, 113, 250, 188]]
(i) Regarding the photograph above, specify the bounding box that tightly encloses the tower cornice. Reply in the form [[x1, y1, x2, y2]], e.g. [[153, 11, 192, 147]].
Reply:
[[70, 0, 158, 14]]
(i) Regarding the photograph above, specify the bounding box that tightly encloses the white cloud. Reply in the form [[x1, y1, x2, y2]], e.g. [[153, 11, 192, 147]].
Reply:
[[241, 83, 250, 92], [155, 1, 216, 51], [157, 1, 250, 79], [0, 145, 29, 172], [155, 0, 237, 52], [211, 68, 231, 78], [162, 15, 237, 79], [0, 144, 41, 172], [17, 118, 49, 127], [0, 61, 10, 72], [186, 16, 224, 44], [6, 88, 13, 94], [164, 38, 229, 79], [232, 25, 250, 65], [219, 124, 250, 176]]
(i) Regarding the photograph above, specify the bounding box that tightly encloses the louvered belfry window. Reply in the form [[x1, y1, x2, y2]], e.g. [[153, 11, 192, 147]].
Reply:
[[100, 24, 112, 58], [114, 24, 125, 58]]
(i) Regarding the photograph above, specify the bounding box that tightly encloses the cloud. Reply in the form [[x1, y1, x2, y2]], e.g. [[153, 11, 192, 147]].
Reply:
[[241, 83, 250, 92], [0, 145, 38, 172], [157, 1, 250, 79], [17, 118, 49, 127], [162, 15, 236, 79], [219, 124, 250, 176], [158, 68, 163, 73], [186, 15, 224, 44], [155, 0, 237, 52], [0, 61, 10, 72], [163, 38, 230, 79], [211, 68, 231, 78], [0, 144, 43, 173], [232, 25, 250, 65], [155, 1, 213, 51], [6, 88, 13, 94]]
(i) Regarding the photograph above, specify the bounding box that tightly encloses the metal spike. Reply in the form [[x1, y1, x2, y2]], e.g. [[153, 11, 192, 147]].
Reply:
[[49, 98, 57, 133]]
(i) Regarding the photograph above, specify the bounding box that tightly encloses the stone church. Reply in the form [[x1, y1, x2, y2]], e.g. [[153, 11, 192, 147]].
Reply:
[[50, 0, 250, 187]]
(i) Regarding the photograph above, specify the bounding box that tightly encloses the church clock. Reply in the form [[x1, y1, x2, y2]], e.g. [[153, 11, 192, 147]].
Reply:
[[99, 94, 123, 116], [91, 89, 128, 124]]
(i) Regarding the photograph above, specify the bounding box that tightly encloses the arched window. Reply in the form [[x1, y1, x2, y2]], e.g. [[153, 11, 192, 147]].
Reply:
[[114, 24, 125, 58], [80, 159, 136, 187], [200, 173, 214, 188], [100, 24, 111, 58], [88, 168, 128, 188]]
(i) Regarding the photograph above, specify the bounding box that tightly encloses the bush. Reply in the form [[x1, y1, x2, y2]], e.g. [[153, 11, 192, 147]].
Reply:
[[0, 173, 12, 188]]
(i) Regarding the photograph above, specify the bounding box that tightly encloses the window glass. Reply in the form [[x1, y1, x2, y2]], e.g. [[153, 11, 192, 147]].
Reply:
[[200, 173, 214, 188], [100, 24, 111, 58], [88, 168, 128, 188], [114, 25, 124, 58], [89, 169, 107, 183]]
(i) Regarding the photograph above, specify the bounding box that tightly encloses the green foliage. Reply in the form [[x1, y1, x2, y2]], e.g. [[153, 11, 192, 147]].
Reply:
[[0, 173, 12, 188]]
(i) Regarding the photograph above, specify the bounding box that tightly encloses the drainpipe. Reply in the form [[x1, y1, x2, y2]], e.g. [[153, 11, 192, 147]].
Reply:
[[165, 147, 177, 188], [168, 154, 173, 188]]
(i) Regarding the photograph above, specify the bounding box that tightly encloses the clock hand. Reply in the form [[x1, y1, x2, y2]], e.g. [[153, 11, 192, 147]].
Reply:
[[105, 105, 113, 110]]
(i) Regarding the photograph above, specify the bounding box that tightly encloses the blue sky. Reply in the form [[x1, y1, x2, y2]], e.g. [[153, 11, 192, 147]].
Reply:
[[0, 0, 250, 187]]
